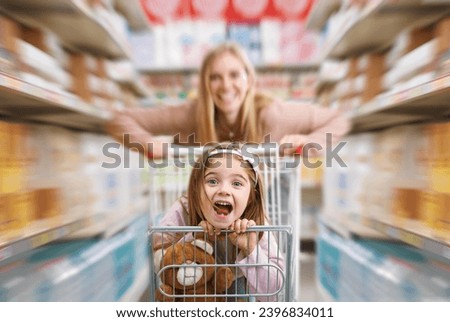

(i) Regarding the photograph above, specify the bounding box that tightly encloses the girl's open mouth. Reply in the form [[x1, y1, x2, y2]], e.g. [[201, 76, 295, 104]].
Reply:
[[213, 201, 233, 216]]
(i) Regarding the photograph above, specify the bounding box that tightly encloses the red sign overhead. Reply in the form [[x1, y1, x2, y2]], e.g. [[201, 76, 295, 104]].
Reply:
[[140, 0, 190, 24], [140, 0, 314, 24], [191, 0, 229, 19]]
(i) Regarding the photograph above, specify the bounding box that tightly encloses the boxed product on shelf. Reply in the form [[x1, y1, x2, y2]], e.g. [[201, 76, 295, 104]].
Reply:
[[406, 24, 435, 53], [256, 72, 291, 99], [436, 46, 450, 76], [25, 124, 88, 220], [325, 51, 387, 109], [0, 121, 35, 233], [389, 24, 435, 68], [392, 124, 430, 188], [32, 188, 62, 220], [361, 52, 385, 102], [227, 23, 262, 65], [8, 190, 34, 231], [328, 124, 438, 223], [16, 39, 71, 91], [26, 125, 80, 181], [65, 54, 141, 109], [426, 121, 450, 194], [392, 187, 422, 220], [93, 2, 129, 47], [0, 121, 29, 195], [291, 71, 319, 100], [420, 189, 450, 239], [322, 137, 352, 219], [346, 133, 376, 218], [435, 16, 450, 55], [68, 52, 114, 103], [19, 24, 68, 64], [0, 194, 10, 233], [77, 133, 149, 227], [280, 20, 305, 64], [68, 52, 93, 102], [0, 15, 20, 76], [383, 39, 438, 93], [371, 125, 430, 220], [260, 19, 282, 65], [87, 74, 107, 97], [19, 24, 49, 53]]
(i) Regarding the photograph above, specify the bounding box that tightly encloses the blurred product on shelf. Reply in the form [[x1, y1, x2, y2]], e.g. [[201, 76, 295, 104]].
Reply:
[[0, 16, 20, 77], [324, 122, 450, 241], [0, 215, 149, 301], [316, 10, 450, 114], [131, 19, 320, 71], [317, 224, 450, 301], [0, 13, 146, 115], [0, 0, 153, 302], [0, 119, 148, 240], [313, 1, 450, 301]]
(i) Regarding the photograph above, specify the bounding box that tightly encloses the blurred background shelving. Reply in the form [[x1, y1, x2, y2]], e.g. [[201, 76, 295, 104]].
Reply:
[[311, 0, 450, 301], [0, 0, 151, 301]]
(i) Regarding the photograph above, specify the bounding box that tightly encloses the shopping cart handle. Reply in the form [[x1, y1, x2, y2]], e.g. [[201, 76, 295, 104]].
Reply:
[[167, 143, 281, 158]]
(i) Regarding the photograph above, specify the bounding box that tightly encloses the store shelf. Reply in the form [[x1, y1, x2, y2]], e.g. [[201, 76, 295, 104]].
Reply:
[[0, 215, 91, 262], [255, 63, 321, 72], [305, 0, 341, 31], [322, 0, 450, 59], [113, 0, 150, 31], [69, 199, 149, 239], [319, 214, 385, 240], [0, 0, 131, 59], [350, 74, 450, 132], [300, 230, 318, 241], [359, 216, 450, 261], [120, 79, 151, 98], [316, 278, 335, 302], [0, 72, 111, 131], [120, 263, 150, 302]]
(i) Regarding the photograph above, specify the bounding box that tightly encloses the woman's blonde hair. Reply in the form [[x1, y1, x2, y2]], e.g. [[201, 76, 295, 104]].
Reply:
[[196, 42, 273, 144], [187, 143, 267, 231]]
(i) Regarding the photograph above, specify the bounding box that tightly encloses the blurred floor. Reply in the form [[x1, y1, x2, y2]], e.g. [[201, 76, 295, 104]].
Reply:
[[298, 252, 322, 302]]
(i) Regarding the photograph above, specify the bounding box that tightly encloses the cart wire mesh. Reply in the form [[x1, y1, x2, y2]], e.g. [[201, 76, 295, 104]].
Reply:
[[149, 225, 293, 301]]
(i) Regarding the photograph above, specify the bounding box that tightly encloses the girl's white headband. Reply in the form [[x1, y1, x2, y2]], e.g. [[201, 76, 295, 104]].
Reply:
[[206, 148, 258, 185]]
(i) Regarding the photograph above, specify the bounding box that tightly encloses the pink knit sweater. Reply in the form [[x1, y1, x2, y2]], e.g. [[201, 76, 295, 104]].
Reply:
[[154, 197, 286, 302]]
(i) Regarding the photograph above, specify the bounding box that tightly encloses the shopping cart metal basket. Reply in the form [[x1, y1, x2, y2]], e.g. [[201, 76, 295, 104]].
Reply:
[[147, 145, 302, 301], [149, 225, 293, 301]]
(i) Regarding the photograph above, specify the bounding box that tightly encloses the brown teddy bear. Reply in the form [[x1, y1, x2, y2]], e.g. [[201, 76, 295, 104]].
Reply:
[[154, 235, 235, 302]]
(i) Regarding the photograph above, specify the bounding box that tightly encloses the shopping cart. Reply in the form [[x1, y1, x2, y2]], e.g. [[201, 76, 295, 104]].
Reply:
[[147, 144, 302, 301]]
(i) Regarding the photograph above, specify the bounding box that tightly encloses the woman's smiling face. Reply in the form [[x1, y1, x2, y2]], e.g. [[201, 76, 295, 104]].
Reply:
[[208, 52, 249, 124], [202, 155, 252, 229]]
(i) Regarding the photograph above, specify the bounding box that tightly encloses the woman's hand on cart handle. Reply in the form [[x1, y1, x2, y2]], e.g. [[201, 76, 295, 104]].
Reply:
[[146, 138, 169, 160], [279, 134, 306, 156]]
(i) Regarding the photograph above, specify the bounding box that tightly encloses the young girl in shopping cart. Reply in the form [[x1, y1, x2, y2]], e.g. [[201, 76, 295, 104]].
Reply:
[[152, 143, 285, 301]]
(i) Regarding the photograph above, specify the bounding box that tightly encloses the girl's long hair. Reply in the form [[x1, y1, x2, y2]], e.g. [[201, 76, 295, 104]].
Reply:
[[196, 42, 273, 144]]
